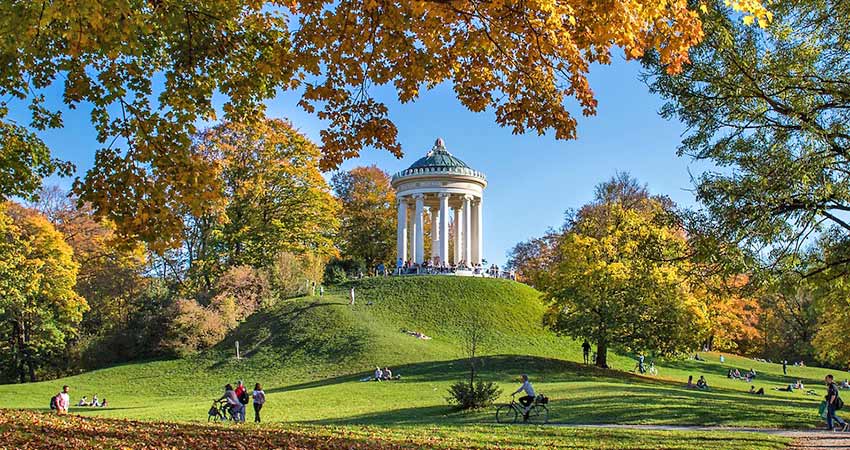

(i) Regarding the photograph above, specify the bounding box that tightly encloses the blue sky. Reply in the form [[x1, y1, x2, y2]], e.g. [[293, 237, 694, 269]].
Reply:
[[13, 56, 706, 266]]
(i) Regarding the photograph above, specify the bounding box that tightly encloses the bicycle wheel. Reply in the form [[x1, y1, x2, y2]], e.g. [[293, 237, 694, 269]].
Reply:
[[526, 405, 549, 424], [496, 404, 518, 424]]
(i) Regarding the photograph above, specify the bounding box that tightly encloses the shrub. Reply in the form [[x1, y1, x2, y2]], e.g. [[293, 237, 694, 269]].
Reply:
[[162, 299, 228, 357], [446, 381, 502, 410], [214, 265, 271, 314], [271, 251, 325, 298], [325, 257, 366, 280], [324, 265, 347, 285]]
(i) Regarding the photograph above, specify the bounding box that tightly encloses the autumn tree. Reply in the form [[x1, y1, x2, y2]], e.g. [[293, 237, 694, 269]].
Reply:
[[0, 0, 768, 249], [506, 229, 564, 288], [175, 118, 338, 292], [331, 166, 396, 269], [540, 175, 705, 367], [32, 187, 146, 335], [0, 203, 87, 383], [642, 0, 850, 275]]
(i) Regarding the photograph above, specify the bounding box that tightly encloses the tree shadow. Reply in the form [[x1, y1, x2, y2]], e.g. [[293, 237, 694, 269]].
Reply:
[[206, 299, 369, 370]]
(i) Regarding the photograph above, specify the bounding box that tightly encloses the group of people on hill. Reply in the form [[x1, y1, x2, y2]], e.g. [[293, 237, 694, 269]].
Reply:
[[394, 259, 516, 279], [218, 380, 265, 423], [373, 367, 400, 381], [685, 375, 710, 390], [727, 368, 757, 382], [76, 394, 108, 408]]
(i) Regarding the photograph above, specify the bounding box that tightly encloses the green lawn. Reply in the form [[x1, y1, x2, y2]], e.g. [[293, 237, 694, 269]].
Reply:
[[0, 276, 841, 448]]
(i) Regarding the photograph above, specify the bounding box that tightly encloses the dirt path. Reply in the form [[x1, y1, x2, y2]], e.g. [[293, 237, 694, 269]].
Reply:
[[559, 424, 850, 449], [782, 431, 850, 450]]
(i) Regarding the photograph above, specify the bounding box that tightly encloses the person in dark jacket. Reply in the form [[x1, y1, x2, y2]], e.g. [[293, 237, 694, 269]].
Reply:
[[825, 374, 848, 431]]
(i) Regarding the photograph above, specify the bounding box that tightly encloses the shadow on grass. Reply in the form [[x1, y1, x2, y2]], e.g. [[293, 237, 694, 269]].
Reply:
[[206, 299, 369, 371], [270, 354, 819, 428], [266, 354, 648, 395], [668, 358, 827, 387]]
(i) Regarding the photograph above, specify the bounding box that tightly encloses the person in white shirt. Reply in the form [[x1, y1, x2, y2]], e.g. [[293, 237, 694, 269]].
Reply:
[[252, 383, 266, 423], [77, 396, 88, 407], [511, 374, 536, 419], [374, 367, 383, 381]]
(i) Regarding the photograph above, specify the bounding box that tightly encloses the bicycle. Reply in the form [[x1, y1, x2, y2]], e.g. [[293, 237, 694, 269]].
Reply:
[[632, 361, 658, 376], [208, 399, 236, 422], [495, 393, 549, 424]]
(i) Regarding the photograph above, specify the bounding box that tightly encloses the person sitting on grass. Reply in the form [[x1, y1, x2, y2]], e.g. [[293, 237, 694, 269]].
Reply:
[[840, 379, 850, 389], [686, 375, 696, 389], [511, 374, 536, 421], [374, 367, 384, 381], [749, 386, 765, 395], [696, 376, 709, 390], [77, 396, 88, 407], [732, 368, 741, 379], [794, 380, 804, 390], [382, 367, 393, 380], [100, 398, 108, 407]]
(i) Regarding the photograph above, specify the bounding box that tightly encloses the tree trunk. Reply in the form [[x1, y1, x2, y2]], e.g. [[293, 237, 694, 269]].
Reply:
[[595, 341, 608, 368]]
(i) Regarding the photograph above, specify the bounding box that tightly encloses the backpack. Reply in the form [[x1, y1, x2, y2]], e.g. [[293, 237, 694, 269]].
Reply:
[[50, 394, 60, 410], [238, 390, 249, 405], [836, 395, 844, 410]]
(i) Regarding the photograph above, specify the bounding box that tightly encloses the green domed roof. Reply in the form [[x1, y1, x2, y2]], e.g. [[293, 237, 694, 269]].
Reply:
[[408, 139, 471, 170], [392, 138, 486, 182]]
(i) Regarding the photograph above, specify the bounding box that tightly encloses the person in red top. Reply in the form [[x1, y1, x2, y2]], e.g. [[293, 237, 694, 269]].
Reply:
[[234, 380, 246, 400]]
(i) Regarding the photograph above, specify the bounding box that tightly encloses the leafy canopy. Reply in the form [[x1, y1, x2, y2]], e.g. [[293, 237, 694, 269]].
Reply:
[[0, 203, 87, 383], [0, 0, 767, 247], [540, 176, 705, 366], [331, 166, 396, 268], [642, 0, 850, 274]]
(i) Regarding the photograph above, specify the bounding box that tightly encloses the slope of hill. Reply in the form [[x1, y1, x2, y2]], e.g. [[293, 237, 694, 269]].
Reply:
[[0, 276, 838, 429]]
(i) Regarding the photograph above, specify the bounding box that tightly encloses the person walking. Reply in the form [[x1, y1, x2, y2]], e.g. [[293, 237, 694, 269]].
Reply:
[[349, 286, 355, 306], [782, 360, 787, 376], [825, 374, 848, 431], [582, 340, 591, 365], [252, 383, 266, 423]]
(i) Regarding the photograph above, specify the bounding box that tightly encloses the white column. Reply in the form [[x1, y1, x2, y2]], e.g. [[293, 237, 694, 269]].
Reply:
[[430, 207, 439, 262], [474, 197, 483, 265], [439, 193, 450, 266], [396, 197, 408, 265], [471, 198, 479, 264], [409, 204, 417, 264], [462, 195, 472, 265], [414, 194, 425, 264], [453, 203, 463, 264]]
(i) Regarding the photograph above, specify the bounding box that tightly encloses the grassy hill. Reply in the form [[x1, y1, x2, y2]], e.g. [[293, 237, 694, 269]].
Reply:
[[0, 276, 841, 439]]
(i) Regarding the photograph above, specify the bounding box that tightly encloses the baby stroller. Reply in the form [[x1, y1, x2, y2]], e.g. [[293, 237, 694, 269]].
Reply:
[[208, 399, 234, 422]]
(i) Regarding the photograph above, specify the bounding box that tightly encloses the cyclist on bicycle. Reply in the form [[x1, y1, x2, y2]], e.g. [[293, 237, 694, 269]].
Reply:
[[511, 374, 536, 420]]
